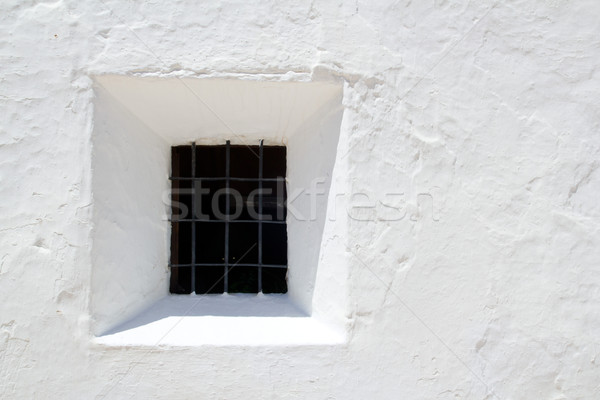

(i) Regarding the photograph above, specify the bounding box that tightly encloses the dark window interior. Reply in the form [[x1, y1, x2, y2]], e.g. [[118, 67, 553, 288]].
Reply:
[[170, 141, 287, 294]]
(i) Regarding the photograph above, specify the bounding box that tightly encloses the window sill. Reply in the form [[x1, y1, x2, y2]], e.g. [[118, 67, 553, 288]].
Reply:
[[93, 294, 345, 347]]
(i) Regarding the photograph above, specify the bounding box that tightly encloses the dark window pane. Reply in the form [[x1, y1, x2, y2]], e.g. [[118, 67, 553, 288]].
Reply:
[[196, 266, 225, 294], [262, 146, 286, 178], [230, 145, 259, 178], [262, 268, 287, 294], [171, 180, 192, 220], [172, 146, 193, 178], [261, 180, 286, 221], [195, 179, 226, 220], [196, 145, 226, 177], [228, 266, 258, 293], [229, 180, 259, 221], [170, 267, 192, 294], [171, 221, 192, 265], [263, 223, 287, 265], [196, 222, 225, 263], [229, 222, 258, 264]]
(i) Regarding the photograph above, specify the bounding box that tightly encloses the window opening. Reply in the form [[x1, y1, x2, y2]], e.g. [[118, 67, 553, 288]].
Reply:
[[169, 140, 287, 294]]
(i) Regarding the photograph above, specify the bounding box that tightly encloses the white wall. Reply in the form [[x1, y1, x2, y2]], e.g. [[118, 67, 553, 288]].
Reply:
[[1, 1, 600, 399], [91, 84, 171, 335]]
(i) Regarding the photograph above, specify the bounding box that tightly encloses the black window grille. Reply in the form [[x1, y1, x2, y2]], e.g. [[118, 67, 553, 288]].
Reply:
[[169, 140, 288, 294]]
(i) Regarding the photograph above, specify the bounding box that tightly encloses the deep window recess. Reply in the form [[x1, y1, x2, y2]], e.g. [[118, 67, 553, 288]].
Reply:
[[169, 140, 288, 294]]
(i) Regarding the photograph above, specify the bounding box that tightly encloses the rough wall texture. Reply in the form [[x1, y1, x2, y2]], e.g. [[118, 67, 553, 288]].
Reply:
[[1, 0, 599, 399]]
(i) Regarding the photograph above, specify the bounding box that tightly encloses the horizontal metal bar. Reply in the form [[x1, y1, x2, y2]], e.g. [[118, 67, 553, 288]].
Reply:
[[170, 177, 284, 182], [170, 219, 285, 224], [170, 263, 287, 269]]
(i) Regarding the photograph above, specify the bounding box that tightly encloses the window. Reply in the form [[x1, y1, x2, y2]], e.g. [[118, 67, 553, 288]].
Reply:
[[91, 77, 343, 338], [169, 140, 288, 295]]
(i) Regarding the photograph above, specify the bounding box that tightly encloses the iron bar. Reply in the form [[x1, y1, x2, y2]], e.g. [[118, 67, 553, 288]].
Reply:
[[170, 263, 287, 269], [224, 140, 230, 292], [190, 142, 196, 294], [169, 176, 283, 182], [169, 219, 285, 224], [258, 139, 263, 293]]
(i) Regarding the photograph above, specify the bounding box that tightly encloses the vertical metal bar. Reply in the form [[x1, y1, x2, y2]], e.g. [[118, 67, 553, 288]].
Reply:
[[224, 140, 230, 293], [258, 140, 263, 293], [170, 148, 180, 293], [191, 142, 196, 294]]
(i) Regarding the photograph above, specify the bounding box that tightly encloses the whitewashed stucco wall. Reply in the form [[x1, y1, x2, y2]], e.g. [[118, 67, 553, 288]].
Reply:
[[1, 1, 600, 399]]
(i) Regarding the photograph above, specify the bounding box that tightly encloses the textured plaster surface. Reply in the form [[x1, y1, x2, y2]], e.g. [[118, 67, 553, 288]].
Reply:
[[1, 0, 599, 399]]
